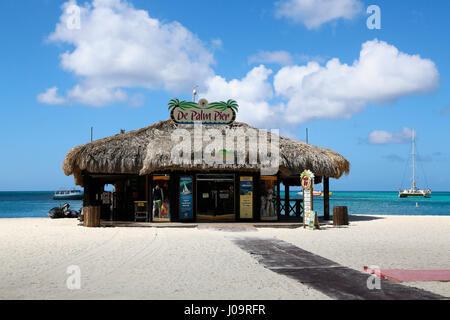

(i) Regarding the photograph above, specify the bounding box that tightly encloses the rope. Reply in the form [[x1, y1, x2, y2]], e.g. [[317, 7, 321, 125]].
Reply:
[[400, 144, 410, 189], [415, 143, 430, 189]]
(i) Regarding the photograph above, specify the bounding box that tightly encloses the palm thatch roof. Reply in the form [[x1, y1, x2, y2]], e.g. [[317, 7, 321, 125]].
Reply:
[[63, 120, 350, 186]]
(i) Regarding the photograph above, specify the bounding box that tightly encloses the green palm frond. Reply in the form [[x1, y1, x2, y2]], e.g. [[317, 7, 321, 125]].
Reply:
[[208, 102, 227, 111], [226, 99, 239, 111], [168, 98, 180, 110], [179, 101, 199, 109], [168, 99, 201, 110], [209, 100, 239, 111]]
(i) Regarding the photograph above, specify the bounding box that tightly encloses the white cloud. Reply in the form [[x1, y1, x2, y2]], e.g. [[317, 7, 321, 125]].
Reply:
[[249, 51, 293, 66], [211, 38, 223, 50], [39, 0, 214, 106], [203, 40, 439, 127], [248, 51, 326, 67], [67, 85, 128, 107], [296, 54, 326, 64], [203, 66, 282, 126], [39, 1, 440, 130], [275, 0, 363, 29], [368, 127, 413, 145], [37, 87, 66, 105], [273, 39, 440, 123]]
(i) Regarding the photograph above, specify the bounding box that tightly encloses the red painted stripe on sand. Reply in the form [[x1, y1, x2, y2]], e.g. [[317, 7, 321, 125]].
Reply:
[[364, 266, 450, 283]]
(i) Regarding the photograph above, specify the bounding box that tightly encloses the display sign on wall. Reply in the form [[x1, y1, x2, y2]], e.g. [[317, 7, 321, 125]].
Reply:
[[179, 176, 193, 220], [301, 170, 320, 230], [168, 98, 238, 125], [240, 177, 253, 219]]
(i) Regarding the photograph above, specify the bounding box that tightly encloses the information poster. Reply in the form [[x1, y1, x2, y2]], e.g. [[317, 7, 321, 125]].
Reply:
[[304, 211, 318, 230], [179, 176, 193, 220], [240, 177, 253, 219]]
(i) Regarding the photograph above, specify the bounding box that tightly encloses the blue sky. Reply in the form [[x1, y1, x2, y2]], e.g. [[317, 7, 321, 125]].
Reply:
[[0, 0, 449, 191]]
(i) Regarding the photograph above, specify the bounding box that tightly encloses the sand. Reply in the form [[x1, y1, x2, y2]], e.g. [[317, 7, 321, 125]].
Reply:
[[0, 215, 448, 300]]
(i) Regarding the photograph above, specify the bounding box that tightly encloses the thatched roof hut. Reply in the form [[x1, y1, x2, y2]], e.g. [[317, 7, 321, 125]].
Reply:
[[63, 120, 350, 187]]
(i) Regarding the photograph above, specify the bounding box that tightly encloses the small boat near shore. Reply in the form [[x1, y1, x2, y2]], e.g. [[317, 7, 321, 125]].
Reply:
[[313, 191, 333, 197], [399, 130, 431, 198], [297, 191, 332, 197], [399, 188, 431, 198], [53, 189, 83, 200], [297, 180, 332, 197]]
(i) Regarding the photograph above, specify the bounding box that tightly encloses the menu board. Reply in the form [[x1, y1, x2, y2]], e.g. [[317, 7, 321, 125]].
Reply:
[[240, 177, 253, 219], [303, 190, 312, 212], [179, 176, 193, 220], [301, 170, 319, 230]]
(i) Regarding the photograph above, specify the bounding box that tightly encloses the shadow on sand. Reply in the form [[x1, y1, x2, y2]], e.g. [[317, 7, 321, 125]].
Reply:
[[317, 214, 385, 226], [348, 214, 385, 222]]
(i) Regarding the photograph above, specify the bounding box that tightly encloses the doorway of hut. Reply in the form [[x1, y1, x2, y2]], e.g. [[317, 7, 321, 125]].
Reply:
[[196, 174, 235, 221]]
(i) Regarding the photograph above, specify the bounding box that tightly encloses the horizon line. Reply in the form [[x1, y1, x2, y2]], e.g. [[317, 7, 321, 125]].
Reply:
[[1, 190, 450, 193]]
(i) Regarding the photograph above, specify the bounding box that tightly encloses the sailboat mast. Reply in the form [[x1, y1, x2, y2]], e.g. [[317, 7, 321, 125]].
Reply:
[[412, 130, 416, 190]]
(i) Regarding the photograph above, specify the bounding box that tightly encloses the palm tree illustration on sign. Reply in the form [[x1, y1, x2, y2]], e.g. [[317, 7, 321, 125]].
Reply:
[[168, 98, 239, 124]]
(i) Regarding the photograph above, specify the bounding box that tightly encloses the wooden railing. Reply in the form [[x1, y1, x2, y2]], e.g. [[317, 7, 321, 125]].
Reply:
[[275, 198, 303, 220]]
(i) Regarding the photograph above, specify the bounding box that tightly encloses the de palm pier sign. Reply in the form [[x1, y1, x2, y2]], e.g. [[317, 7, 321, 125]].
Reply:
[[169, 98, 238, 125]]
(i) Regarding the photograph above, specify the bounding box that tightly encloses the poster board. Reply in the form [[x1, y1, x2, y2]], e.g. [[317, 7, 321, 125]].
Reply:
[[240, 177, 253, 219], [179, 176, 193, 220], [304, 211, 319, 230], [301, 170, 320, 230]]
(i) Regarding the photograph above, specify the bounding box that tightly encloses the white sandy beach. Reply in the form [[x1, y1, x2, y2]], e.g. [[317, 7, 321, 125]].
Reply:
[[0, 215, 448, 300]]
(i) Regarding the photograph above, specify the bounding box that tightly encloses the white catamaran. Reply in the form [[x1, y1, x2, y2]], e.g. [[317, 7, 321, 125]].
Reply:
[[398, 130, 431, 198]]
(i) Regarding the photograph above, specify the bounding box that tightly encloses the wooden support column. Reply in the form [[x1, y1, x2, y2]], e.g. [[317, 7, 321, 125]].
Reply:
[[323, 177, 330, 220], [83, 174, 92, 207], [145, 175, 149, 222], [254, 173, 260, 222], [145, 176, 149, 203], [285, 183, 290, 217], [84, 206, 101, 228]]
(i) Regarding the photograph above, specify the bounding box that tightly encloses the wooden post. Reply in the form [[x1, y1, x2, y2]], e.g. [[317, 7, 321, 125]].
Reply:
[[145, 175, 149, 222], [323, 177, 330, 220], [145, 176, 149, 203], [193, 174, 197, 222], [333, 206, 349, 226], [285, 183, 290, 217], [83, 174, 91, 207], [236, 174, 240, 220], [84, 206, 101, 227], [170, 173, 177, 222], [255, 174, 260, 222]]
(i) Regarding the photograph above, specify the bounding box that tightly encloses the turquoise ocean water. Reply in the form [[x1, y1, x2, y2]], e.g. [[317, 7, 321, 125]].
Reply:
[[0, 192, 82, 218], [0, 191, 449, 218], [283, 191, 450, 216]]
